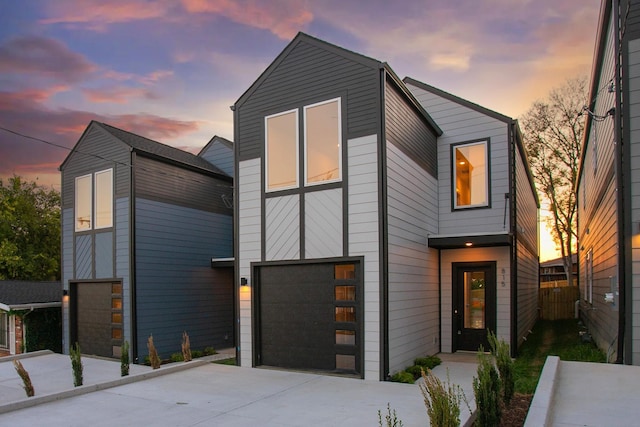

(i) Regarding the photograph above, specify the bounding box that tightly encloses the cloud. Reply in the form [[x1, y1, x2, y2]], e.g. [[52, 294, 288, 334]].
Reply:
[[181, 0, 313, 39], [0, 36, 97, 84], [40, 0, 175, 31], [83, 86, 161, 103]]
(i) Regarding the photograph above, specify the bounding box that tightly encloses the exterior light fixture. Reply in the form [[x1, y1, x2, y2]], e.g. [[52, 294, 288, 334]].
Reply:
[[241, 277, 248, 286], [465, 242, 473, 247]]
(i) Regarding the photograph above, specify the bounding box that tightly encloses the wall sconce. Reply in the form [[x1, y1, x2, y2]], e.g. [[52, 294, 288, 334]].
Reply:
[[240, 277, 248, 286], [465, 242, 473, 247], [63, 289, 68, 296]]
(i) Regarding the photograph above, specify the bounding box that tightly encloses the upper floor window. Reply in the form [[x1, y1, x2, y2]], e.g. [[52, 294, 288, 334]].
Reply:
[[265, 98, 342, 192], [75, 168, 113, 231], [266, 109, 298, 191], [453, 140, 489, 209], [304, 98, 341, 186]]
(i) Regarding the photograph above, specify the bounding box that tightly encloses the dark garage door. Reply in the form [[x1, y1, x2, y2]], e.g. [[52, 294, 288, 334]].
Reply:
[[256, 261, 361, 375], [74, 282, 123, 358]]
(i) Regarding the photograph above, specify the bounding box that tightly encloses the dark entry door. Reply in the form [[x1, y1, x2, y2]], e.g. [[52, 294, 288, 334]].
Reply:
[[453, 262, 496, 352]]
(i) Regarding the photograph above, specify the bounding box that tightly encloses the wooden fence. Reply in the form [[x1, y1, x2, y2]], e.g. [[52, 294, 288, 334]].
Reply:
[[539, 286, 580, 320]]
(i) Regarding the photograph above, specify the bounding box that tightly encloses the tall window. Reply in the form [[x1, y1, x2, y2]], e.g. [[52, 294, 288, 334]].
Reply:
[[75, 174, 92, 231], [453, 141, 488, 209], [266, 109, 298, 191], [265, 98, 342, 192], [585, 249, 593, 304], [304, 98, 341, 186], [95, 169, 113, 229], [75, 169, 113, 231], [0, 312, 7, 349]]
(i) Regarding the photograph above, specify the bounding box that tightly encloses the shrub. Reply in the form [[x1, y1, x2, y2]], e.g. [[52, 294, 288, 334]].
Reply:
[[419, 368, 467, 427], [405, 365, 424, 380], [13, 359, 34, 397], [378, 403, 403, 427], [121, 340, 130, 377], [182, 331, 192, 362], [488, 330, 514, 405], [170, 352, 184, 363], [147, 335, 161, 369], [191, 350, 204, 358], [473, 348, 501, 427], [70, 342, 83, 387], [414, 355, 441, 370], [390, 370, 415, 384], [203, 346, 217, 356]]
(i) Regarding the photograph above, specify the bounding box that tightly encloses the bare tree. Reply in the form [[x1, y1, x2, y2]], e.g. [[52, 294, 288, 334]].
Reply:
[[520, 76, 588, 284]]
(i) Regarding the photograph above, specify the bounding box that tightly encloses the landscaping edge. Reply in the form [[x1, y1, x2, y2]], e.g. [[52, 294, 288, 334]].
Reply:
[[523, 355, 560, 427]]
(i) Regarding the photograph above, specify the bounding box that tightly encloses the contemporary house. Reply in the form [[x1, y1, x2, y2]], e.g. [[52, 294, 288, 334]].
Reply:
[[539, 255, 577, 284], [233, 33, 539, 380], [577, 0, 640, 364], [60, 121, 234, 362], [0, 280, 61, 356]]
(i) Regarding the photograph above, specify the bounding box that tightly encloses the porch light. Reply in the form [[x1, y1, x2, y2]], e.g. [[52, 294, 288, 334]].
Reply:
[[465, 242, 473, 247], [241, 277, 248, 286]]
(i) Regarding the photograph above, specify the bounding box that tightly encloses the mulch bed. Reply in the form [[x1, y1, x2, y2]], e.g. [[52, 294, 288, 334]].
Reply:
[[499, 393, 533, 427]]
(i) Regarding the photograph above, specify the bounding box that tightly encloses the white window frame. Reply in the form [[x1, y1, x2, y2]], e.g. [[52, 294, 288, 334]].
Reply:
[[303, 97, 342, 187], [0, 312, 8, 349], [94, 168, 113, 229], [265, 109, 299, 192], [585, 249, 593, 304], [452, 140, 489, 210], [75, 173, 93, 232]]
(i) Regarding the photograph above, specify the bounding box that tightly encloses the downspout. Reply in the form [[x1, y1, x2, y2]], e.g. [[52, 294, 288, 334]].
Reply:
[[130, 150, 138, 362], [232, 103, 240, 366], [379, 68, 390, 381], [613, 0, 627, 364]]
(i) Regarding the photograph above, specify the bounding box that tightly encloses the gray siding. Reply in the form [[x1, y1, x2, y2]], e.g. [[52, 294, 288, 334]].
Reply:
[[236, 38, 380, 160], [265, 194, 300, 261], [347, 134, 380, 380], [75, 234, 92, 279], [627, 37, 640, 363], [406, 82, 511, 235], [578, 9, 620, 362], [305, 189, 343, 259], [238, 158, 262, 367], [384, 80, 438, 178], [135, 198, 233, 357], [515, 138, 539, 347], [199, 138, 234, 177], [94, 231, 113, 279], [135, 155, 232, 215], [114, 197, 131, 347], [61, 124, 130, 208], [61, 208, 73, 352], [386, 142, 439, 374], [623, 0, 640, 41]]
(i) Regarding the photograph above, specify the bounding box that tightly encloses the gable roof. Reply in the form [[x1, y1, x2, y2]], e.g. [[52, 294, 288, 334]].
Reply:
[[60, 121, 230, 179], [198, 135, 234, 156], [0, 281, 61, 311], [234, 32, 441, 135], [403, 77, 513, 124]]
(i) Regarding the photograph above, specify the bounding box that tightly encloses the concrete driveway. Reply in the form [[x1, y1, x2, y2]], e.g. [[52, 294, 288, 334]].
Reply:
[[0, 351, 478, 426]]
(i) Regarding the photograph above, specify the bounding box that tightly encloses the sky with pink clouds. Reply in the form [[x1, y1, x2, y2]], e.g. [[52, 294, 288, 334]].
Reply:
[[0, 0, 601, 260]]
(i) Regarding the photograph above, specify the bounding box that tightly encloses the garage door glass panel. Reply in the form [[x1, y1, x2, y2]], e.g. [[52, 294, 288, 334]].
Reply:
[[335, 306, 355, 322], [335, 264, 355, 279], [336, 329, 355, 345], [335, 285, 355, 300], [336, 354, 355, 370]]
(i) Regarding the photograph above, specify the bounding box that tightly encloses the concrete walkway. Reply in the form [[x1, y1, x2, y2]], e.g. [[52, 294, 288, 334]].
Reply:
[[0, 351, 478, 426]]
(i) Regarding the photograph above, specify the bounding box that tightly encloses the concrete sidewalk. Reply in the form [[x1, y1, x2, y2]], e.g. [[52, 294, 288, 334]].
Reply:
[[0, 351, 478, 426]]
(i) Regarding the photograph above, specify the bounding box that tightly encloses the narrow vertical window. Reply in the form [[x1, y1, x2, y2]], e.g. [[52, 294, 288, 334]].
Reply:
[[75, 174, 92, 231], [304, 98, 341, 186], [95, 169, 113, 229], [0, 312, 7, 348], [453, 141, 489, 209], [586, 249, 593, 304], [266, 109, 298, 191]]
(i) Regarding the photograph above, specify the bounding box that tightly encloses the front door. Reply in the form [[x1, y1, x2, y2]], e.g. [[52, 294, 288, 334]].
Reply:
[[453, 262, 496, 352]]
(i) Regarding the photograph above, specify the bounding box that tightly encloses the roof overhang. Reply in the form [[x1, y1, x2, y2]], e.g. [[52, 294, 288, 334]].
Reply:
[[211, 257, 235, 268], [0, 302, 61, 312], [428, 231, 512, 249]]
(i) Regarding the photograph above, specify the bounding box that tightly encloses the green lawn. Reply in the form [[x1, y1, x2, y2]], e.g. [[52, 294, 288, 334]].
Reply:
[[513, 319, 606, 394]]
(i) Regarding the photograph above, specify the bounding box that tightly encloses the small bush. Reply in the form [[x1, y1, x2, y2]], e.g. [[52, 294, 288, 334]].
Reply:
[[414, 355, 441, 370], [419, 368, 467, 427], [473, 348, 501, 427], [70, 342, 83, 387], [203, 346, 217, 356], [405, 365, 424, 380], [147, 335, 161, 369], [390, 370, 415, 384], [121, 340, 130, 377], [192, 350, 204, 359], [13, 359, 34, 397], [488, 330, 514, 405], [170, 352, 184, 363], [378, 403, 403, 427], [182, 331, 192, 362]]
